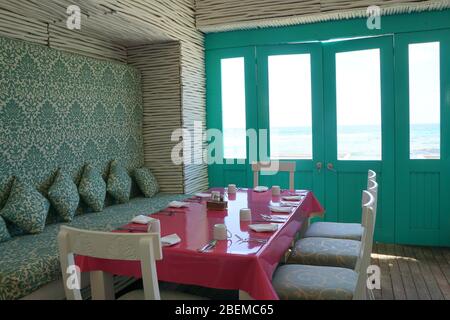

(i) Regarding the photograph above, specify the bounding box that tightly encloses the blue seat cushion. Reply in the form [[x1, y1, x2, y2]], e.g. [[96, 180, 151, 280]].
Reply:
[[304, 221, 363, 241], [0, 194, 188, 300], [273, 264, 357, 300]]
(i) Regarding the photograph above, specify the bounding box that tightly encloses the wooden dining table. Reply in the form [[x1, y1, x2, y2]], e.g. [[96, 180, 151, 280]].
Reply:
[[76, 188, 324, 300]]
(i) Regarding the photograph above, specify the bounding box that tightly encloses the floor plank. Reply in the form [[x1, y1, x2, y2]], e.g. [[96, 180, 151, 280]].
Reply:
[[373, 242, 394, 300], [421, 247, 450, 300], [383, 243, 407, 300], [394, 244, 419, 299], [402, 245, 431, 300], [412, 246, 445, 300]]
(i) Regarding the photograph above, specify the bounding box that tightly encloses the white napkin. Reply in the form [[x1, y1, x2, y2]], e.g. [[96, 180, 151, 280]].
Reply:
[[195, 192, 211, 198], [280, 201, 300, 207], [282, 195, 303, 201], [249, 223, 278, 232], [253, 186, 269, 192], [161, 234, 181, 247], [269, 206, 293, 213], [168, 201, 189, 208], [131, 215, 154, 225]]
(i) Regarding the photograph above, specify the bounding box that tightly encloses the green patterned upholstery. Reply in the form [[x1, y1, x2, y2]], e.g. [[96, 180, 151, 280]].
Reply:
[[304, 221, 363, 241], [0, 179, 50, 234], [107, 160, 132, 204], [134, 168, 159, 198], [78, 164, 106, 212], [0, 178, 14, 210], [48, 170, 80, 222], [288, 237, 360, 269], [0, 193, 189, 300], [272, 264, 357, 300], [0, 217, 11, 243]]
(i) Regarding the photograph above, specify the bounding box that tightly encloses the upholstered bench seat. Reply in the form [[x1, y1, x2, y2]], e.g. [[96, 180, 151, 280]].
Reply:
[[0, 194, 188, 300], [272, 264, 357, 300], [287, 237, 361, 269], [304, 221, 363, 241]]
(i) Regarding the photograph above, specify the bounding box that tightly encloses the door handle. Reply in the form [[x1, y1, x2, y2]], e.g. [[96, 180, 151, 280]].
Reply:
[[316, 162, 323, 172], [327, 163, 337, 172]]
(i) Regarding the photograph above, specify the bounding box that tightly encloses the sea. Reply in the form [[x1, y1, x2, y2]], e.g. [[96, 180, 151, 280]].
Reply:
[[223, 124, 440, 160]]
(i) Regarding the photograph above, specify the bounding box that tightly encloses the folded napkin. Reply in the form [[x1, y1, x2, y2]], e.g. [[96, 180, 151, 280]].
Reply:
[[195, 192, 211, 198], [249, 223, 278, 232], [280, 200, 301, 207], [168, 201, 189, 208], [282, 195, 304, 201], [269, 206, 293, 213], [131, 215, 154, 225], [253, 186, 269, 192], [161, 233, 181, 247]]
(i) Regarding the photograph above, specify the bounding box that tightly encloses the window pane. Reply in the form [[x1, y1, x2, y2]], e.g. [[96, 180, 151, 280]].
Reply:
[[268, 54, 312, 159], [221, 57, 247, 159], [336, 49, 382, 160], [409, 42, 440, 159]]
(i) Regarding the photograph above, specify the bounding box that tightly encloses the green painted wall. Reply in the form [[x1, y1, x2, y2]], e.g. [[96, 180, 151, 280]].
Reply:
[[0, 36, 144, 196]]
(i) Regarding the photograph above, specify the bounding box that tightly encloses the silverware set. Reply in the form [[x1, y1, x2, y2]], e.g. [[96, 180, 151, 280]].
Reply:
[[235, 234, 268, 244], [260, 214, 288, 223], [197, 240, 217, 253]]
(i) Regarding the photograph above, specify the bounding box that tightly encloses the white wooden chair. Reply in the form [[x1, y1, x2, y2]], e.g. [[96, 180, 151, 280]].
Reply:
[[57, 226, 204, 300], [251, 162, 296, 190], [272, 191, 375, 300], [302, 170, 377, 241]]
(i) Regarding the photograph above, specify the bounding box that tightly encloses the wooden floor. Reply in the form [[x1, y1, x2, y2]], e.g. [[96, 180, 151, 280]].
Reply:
[[371, 243, 450, 300]]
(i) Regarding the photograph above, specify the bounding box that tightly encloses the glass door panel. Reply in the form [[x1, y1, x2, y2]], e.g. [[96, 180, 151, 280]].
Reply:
[[257, 44, 324, 201], [323, 36, 395, 243]]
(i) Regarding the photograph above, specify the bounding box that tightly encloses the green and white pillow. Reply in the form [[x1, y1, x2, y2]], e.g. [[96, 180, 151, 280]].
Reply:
[[134, 167, 159, 198], [0, 216, 11, 243], [107, 160, 132, 204], [48, 170, 80, 222], [0, 179, 50, 234], [0, 177, 14, 210], [78, 164, 106, 212]]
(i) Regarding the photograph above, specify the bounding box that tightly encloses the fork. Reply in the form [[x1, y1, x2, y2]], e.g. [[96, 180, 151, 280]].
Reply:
[[197, 240, 217, 252], [235, 234, 267, 244]]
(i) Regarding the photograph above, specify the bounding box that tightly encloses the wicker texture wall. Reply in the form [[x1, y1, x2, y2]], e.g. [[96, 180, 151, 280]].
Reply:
[[196, 0, 450, 32], [0, 0, 208, 194]]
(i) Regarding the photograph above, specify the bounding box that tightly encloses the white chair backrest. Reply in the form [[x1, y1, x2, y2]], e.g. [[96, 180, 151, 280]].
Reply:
[[367, 170, 376, 188], [57, 226, 162, 300], [354, 190, 375, 300], [251, 162, 296, 190]]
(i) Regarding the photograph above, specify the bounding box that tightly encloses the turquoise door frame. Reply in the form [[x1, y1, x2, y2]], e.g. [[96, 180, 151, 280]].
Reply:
[[255, 44, 325, 202], [206, 46, 258, 187], [394, 29, 450, 246], [322, 36, 396, 243], [205, 10, 450, 245]]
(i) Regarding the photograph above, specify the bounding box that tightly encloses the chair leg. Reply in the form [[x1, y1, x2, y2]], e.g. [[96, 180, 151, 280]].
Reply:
[[90, 271, 114, 300]]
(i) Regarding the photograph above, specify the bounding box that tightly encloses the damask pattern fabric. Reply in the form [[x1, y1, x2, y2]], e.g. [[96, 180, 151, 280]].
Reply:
[[272, 264, 357, 300], [107, 160, 132, 204], [304, 221, 363, 241], [0, 179, 50, 234], [134, 167, 159, 198], [0, 217, 11, 243], [48, 170, 80, 222], [78, 164, 106, 212], [0, 36, 144, 197], [288, 237, 361, 269], [0, 178, 14, 210], [0, 194, 189, 300]]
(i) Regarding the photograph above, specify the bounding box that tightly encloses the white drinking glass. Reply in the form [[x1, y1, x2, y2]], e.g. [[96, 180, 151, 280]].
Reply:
[[228, 184, 237, 194], [213, 224, 231, 240], [239, 208, 252, 221], [272, 186, 281, 196]]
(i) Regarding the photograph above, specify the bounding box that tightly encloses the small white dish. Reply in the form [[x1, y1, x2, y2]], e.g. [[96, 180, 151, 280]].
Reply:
[[168, 201, 189, 208], [269, 206, 292, 213], [249, 223, 278, 233], [195, 192, 211, 198], [282, 195, 303, 201], [253, 186, 269, 192], [161, 234, 181, 247]]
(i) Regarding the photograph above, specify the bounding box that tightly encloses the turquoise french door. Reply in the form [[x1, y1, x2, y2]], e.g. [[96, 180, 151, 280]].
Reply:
[[323, 36, 396, 243], [206, 46, 257, 187], [395, 30, 450, 246], [255, 44, 324, 202]]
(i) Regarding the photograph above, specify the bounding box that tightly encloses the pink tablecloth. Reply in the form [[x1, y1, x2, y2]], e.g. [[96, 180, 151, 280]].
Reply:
[[76, 189, 324, 300]]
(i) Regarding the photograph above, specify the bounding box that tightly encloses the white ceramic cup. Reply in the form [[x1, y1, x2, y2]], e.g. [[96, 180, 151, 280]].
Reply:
[[240, 208, 252, 221], [213, 223, 231, 240], [272, 185, 281, 196], [228, 184, 237, 194], [211, 191, 221, 201], [147, 218, 160, 233]]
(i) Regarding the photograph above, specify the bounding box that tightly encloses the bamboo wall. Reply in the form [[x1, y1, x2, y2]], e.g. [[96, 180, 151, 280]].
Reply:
[[0, 0, 208, 194], [196, 0, 450, 32]]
